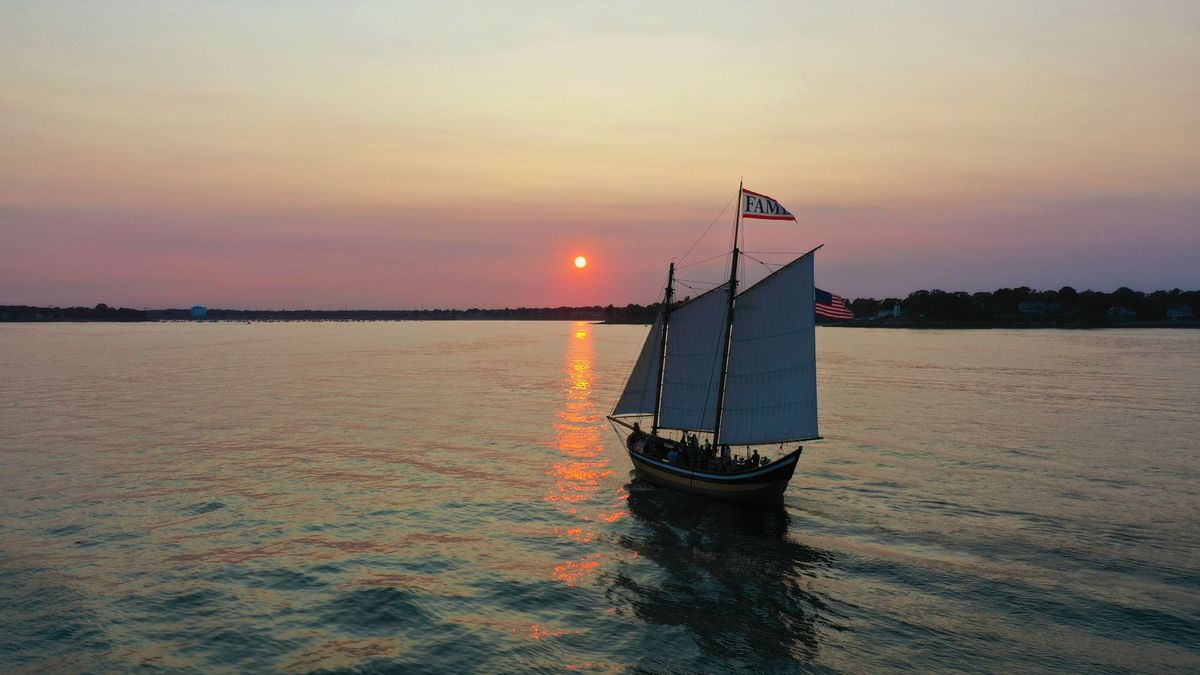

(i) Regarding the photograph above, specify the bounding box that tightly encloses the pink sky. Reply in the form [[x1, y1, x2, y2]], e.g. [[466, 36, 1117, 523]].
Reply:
[[2, 2, 1198, 309]]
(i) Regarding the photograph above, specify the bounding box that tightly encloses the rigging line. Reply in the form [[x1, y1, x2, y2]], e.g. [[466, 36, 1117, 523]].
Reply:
[[753, 259, 780, 273], [675, 282, 715, 295], [740, 253, 784, 277], [743, 251, 812, 255], [678, 193, 736, 266], [675, 251, 729, 271], [740, 252, 781, 269]]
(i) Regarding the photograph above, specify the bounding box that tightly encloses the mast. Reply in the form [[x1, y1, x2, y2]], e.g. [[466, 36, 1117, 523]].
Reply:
[[711, 181, 742, 444], [650, 262, 674, 436]]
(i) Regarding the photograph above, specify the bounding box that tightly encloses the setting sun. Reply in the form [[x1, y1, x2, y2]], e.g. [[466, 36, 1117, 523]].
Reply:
[[574, 256, 587, 269]]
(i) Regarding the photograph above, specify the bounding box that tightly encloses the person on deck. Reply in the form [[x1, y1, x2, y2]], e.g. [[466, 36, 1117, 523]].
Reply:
[[666, 447, 680, 463], [629, 422, 646, 452], [750, 449, 760, 468]]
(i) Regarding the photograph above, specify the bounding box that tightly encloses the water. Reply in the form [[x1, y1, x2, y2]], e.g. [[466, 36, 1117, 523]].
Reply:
[[1, 322, 1197, 672]]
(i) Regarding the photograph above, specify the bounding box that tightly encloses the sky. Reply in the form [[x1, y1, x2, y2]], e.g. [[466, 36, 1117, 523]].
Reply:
[[2, 1, 1198, 309]]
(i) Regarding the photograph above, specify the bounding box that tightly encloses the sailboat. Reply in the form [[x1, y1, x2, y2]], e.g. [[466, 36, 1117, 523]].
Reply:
[[607, 185, 820, 502]]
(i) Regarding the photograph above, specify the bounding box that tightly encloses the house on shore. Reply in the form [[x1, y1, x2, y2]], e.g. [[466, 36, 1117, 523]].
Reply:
[[1017, 301, 1046, 315], [1166, 305, 1194, 321]]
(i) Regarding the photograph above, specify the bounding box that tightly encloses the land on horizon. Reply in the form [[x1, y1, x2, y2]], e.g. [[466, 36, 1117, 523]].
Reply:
[[4, 285, 1197, 328]]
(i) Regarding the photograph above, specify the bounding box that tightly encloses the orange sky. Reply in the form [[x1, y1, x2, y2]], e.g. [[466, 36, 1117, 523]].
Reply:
[[2, 2, 1198, 308]]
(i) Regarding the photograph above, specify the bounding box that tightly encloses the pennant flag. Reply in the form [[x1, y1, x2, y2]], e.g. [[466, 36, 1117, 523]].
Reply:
[[815, 288, 855, 320], [741, 188, 796, 221]]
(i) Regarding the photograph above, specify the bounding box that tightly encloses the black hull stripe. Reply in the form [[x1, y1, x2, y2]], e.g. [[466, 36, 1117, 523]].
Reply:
[[626, 447, 800, 485]]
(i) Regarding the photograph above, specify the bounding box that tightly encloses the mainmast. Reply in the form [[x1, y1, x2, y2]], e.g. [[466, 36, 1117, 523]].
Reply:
[[650, 262, 674, 436], [711, 181, 742, 444]]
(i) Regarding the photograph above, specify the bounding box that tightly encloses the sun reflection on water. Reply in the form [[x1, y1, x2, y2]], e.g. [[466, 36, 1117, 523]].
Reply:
[[551, 556, 602, 587], [546, 323, 626, 587], [547, 323, 610, 505]]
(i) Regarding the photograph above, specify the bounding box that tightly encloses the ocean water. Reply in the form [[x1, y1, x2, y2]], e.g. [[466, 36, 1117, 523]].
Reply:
[[1, 322, 1197, 673]]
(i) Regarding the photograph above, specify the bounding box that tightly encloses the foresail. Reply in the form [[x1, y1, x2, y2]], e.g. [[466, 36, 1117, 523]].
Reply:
[[611, 312, 664, 416], [718, 252, 818, 445], [658, 285, 729, 431]]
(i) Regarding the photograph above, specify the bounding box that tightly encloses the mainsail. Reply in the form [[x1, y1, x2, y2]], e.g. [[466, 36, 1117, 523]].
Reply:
[[718, 252, 818, 445]]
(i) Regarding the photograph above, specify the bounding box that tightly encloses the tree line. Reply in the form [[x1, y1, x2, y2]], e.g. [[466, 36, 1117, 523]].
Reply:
[[0, 303, 651, 323], [844, 287, 1199, 325], [0, 303, 147, 322], [3, 287, 1196, 326]]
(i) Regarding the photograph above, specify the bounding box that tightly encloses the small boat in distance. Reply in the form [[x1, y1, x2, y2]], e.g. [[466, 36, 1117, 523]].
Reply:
[[608, 184, 821, 502]]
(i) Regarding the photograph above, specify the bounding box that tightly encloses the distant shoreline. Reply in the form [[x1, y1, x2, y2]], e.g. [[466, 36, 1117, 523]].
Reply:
[[817, 319, 1200, 329], [2, 304, 1197, 329], [0, 305, 635, 324]]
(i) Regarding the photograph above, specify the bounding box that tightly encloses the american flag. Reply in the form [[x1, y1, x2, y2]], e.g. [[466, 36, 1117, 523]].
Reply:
[[815, 288, 855, 320]]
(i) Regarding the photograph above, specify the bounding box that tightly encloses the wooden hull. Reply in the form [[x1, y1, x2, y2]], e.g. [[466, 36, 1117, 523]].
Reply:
[[626, 441, 801, 503]]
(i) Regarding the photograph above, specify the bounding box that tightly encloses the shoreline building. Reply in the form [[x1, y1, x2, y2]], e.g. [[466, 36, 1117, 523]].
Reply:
[[1166, 305, 1194, 321]]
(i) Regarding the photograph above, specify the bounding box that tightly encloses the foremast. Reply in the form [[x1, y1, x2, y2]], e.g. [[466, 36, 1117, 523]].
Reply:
[[650, 262, 674, 436]]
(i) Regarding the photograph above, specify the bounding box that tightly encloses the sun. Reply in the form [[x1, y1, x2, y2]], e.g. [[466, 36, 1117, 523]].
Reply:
[[574, 255, 588, 269]]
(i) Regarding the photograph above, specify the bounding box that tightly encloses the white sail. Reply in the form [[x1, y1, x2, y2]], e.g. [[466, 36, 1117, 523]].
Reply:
[[718, 252, 818, 445], [611, 313, 664, 416], [658, 286, 729, 431]]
